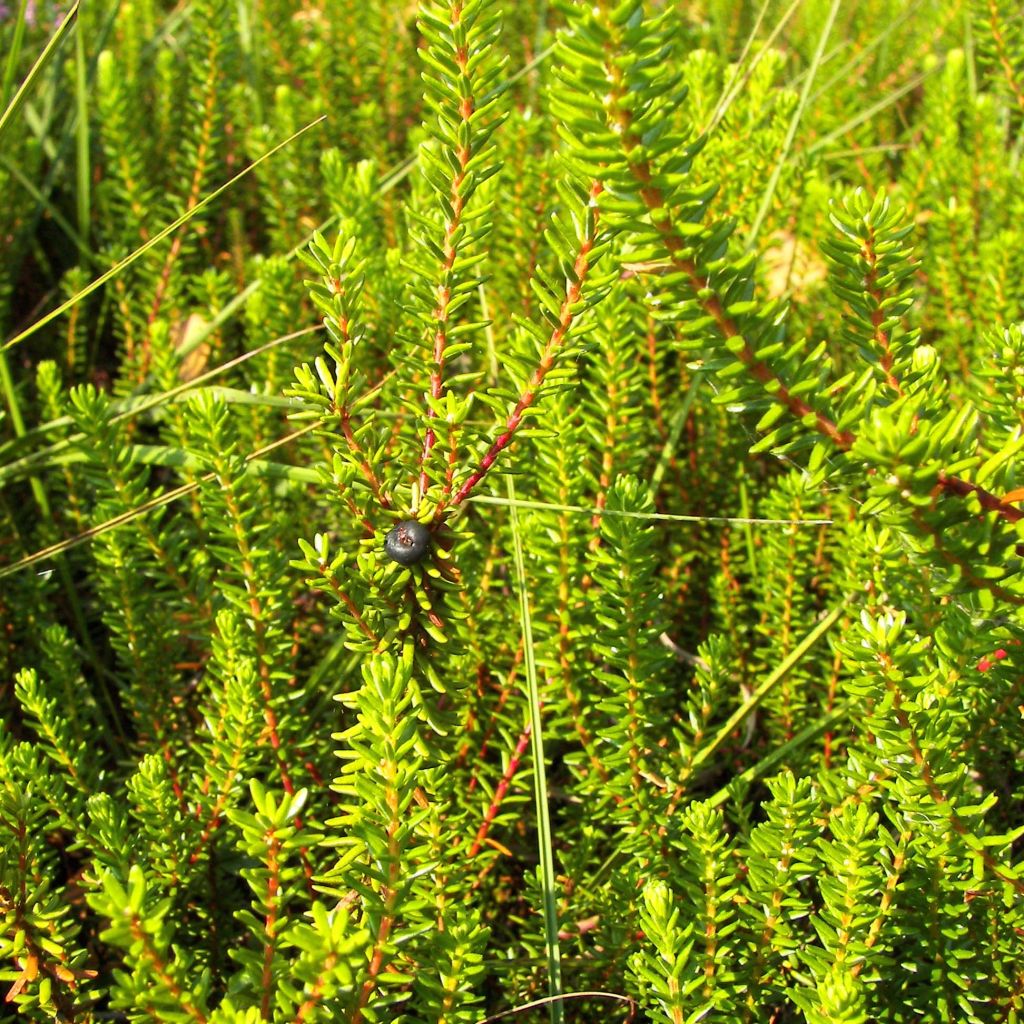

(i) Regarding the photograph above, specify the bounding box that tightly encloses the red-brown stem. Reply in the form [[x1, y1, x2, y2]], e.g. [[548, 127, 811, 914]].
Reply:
[[332, 302, 390, 508], [321, 566, 381, 643], [219, 479, 294, 793], [0, 882, 81, 1021], [102, 525, 189, 815], [885, 673, 1024, 896], [188, 615, 328, 870], [352, 861, 399, 1024], [742, 855, 792, 1024], [127, 914, 209, 1023], [852, 833, 908, 978], [441, 417, 460, 505], [458, 648, 522, 787], [215, 468, 318, 888], [598, 31, 855, 451], [861, 225, 904, 398], [911, 509, 1024, 606], [959, 669, 1024, 756], [343, 408, 388, 506], [455, 663, 491, 763], [109, 471, 209, 618], [419, 2, 475, 496], [935, 472, 1024, 523], [145, 46, 220, 366], [161, 742, 187, 807], [351, 745, 404, 1024], [187, 735, 247, 865], [261, 833, 282, 1020], [647, 192, 855, 447], [645, 311, 666, 437], [522, 188, 549, 313], [468, 723, 531, 859], [448, 182, 605, 508], [599, 9, 1023, 531], [983, 0, 1024, 115], [291, 952, 337, 1024]]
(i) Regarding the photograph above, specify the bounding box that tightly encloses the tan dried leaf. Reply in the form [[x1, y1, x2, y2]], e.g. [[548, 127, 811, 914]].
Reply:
[[762, 231, 828, 301], [173, 313, 212, 382]]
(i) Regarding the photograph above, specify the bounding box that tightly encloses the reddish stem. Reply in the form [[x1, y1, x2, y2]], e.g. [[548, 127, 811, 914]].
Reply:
[[599, 11, 1022, 531], [419, 3, 475, 496], [261, 834, 282, 1019], [448, 182, 605, 509], [861, 225, 905, 398], [467, 723, 531, 859], [935, 472, 1023, 523]]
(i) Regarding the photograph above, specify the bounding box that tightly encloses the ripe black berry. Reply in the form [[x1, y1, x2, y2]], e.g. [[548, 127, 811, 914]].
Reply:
[[384, 520, 432, 565]]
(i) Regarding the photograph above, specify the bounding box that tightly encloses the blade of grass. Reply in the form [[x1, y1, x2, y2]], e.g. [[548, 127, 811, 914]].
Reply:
[[806, 0, 925, 106], [0, 39, 567, 585], [0, 444, 831, 579], [704, 700, 852, 811], [0, 36, 547, 401], [745, 0, 841, 248], [18, 435, 321, 479], [688, 600, 847, 777], [473, 990, 635, 1024], [0, 345, 99, 735], [707, 0, 770, 129], [1, 114, 327, 355], [0, 4, 117, 284], [0, 0, 32, 110], [116, 144, 413, 394], [506, 473, 562, 1024], [73, 20, 90, 258], [0, 363, 397, 580], [0, 0, 105, 734], [707, 0, 801, 134], [821, 142, 910, 161], [0, 424, 319, 580], [0, 0, 79, 152], [805, 69, 935, 155], [0, 326, 322, 479], [0, 4, 139, 741], [469, 493, 832, 526], [0, 0, 84, 470], [0, 152, 88, 255], [585, 605, 850, 894]]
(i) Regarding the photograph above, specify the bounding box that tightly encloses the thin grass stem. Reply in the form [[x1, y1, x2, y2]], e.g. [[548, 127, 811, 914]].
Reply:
[[506, 473, 562, 1024], [746, 0, 841, 248]]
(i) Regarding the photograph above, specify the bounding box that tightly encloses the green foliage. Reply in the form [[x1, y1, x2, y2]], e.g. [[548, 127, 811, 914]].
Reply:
[[2, 1, 1024, 1021]]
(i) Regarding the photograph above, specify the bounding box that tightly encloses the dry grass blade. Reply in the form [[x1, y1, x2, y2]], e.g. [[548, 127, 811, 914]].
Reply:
[[0, 0, 80, 151], [1, 114, 327, 355]]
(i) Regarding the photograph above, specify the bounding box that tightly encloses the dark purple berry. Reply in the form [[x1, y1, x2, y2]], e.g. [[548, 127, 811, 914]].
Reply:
[[384, 519, 431, 565]]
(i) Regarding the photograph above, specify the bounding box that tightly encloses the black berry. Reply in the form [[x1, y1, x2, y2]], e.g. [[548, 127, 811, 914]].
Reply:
[[384, 519, 432, 565]]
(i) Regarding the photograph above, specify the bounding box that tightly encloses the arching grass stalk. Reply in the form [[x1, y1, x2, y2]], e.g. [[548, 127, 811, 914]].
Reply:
[[745, 0, 841, 248], [0, 1, 79, 149], [1, 114, 326, 355], [506, 473, 562, 1024]]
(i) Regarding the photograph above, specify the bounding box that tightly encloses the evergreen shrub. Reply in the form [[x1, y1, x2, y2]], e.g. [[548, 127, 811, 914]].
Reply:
[[1, 1, 1023, 1021]]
